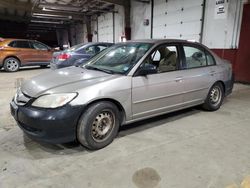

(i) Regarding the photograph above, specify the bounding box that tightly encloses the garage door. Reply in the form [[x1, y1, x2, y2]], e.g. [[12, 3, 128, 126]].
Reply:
[[153, 0, 204, 42], [98, 13, 114, 42]]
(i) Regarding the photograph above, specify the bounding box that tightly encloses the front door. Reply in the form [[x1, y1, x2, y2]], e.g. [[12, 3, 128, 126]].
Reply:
[[132, 44, 185, 119]]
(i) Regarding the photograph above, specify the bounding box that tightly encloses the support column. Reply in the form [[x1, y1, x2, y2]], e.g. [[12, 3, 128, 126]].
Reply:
[[124, 0, 131, 40], [85, 16, 93, 42]]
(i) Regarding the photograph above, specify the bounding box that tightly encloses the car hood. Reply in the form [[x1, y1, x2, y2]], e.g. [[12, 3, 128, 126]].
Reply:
[[21, 66, 116, 97]]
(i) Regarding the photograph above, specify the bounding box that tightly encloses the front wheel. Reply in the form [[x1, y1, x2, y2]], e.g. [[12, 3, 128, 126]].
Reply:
[[202, 82, 224, 111], [77, 101, 120, 150], [4, 57, 20, 72]]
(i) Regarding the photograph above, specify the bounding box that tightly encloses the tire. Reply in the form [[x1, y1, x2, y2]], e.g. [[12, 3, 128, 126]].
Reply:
[[77, 101, 120, 150], [3, 57, 20, 72], [202, 82, 224, 111]]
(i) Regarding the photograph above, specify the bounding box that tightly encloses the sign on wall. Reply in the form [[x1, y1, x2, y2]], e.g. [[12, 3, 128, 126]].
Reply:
[[214, 0, 229, 19]]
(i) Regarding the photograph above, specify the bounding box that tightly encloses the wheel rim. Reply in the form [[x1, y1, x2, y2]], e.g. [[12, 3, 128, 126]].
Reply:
[[209, 86, 222, 106], [6, 59, 19, 71], [91, 110, 115, 142]]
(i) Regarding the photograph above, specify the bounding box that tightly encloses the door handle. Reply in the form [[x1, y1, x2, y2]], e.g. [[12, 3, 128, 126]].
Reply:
[[175, 76, 183, 82], [210, 71, 216, 76]]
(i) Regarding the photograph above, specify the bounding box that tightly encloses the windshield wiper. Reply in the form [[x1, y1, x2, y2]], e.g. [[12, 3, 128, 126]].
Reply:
[[85, 65, 114, 74]]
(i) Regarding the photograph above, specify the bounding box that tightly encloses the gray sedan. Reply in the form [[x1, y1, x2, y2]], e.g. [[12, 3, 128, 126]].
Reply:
[[10, 39, 234, 150]]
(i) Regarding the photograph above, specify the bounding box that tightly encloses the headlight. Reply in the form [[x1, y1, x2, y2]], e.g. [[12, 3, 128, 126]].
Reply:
[[32, 93, 77, 108]]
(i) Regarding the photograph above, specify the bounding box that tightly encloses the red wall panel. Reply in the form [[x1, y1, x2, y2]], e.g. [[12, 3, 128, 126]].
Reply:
[[211, 4, 250, 83], [234, 4, 250, 83], [211, 49, 238, 70]]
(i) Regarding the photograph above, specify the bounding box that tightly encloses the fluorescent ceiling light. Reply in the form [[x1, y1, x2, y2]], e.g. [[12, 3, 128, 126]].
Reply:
[[30, 20, 64, 24], [33, 13, 72, 19]]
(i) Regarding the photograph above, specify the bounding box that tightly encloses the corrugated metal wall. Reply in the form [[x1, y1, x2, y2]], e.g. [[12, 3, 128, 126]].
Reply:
[[153, 0, 203, 41], [98, 13, 114, 42]]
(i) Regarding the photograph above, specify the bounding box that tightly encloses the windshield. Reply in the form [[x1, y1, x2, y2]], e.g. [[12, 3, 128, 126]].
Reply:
[[83, 43, 153, 74]]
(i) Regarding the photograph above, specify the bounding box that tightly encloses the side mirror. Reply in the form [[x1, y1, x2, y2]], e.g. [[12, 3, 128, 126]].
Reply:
[[137, 64, 157, 76]]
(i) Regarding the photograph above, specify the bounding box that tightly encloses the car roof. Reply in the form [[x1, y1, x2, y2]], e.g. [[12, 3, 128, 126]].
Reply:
[[3, 38, 34, 41], [123, 39, 196, 44], [117, 39, 211, 51], [67, 42, 113, 51], [82, 42, 113, 47], [0, 38, 35, 44]]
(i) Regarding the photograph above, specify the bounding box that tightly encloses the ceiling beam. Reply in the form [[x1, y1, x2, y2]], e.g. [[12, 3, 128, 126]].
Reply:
[[134, 0, 150, 3], [38, 3, 82, 11], [0, 0, 32, 12], [99, 0, 125, 6], [32, 10, 84, 20], [28, 24, 65, 29]]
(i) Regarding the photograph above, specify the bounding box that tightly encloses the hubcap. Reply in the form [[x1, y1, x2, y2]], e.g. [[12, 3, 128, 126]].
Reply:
[[209, 86, 222, 105], [6, 59, 18, 71], [91, 110, 115, 142]]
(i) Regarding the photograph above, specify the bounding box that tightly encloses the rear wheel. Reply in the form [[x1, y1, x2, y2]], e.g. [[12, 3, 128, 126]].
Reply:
[[4, 57, 20, 72], [202, 82, 224, 111], [77, 101, 120, 150]]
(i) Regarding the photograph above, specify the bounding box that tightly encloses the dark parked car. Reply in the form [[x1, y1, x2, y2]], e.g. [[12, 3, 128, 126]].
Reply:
[[50, 42, 113, 69], [0, 38, 53, 72]]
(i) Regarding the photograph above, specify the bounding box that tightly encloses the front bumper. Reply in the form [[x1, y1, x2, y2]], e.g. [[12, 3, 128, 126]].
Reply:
[[10, 100, 85, 144]]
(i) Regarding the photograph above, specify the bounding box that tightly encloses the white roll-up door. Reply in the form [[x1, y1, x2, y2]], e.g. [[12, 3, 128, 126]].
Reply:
[[98, 13, 114, 42], [153, 0, 204, 41]]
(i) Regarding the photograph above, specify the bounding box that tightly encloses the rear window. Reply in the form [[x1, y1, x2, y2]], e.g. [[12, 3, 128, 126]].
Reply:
[[84, 45, 108, 55], [66, 43, 84, 52], [30, 41, 49, 50]]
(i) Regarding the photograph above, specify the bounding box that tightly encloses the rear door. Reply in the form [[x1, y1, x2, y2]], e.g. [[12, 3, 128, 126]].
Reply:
[[180, 44, 216, 105], [30, 41, 52, 63], [132, 44, 185, 119]]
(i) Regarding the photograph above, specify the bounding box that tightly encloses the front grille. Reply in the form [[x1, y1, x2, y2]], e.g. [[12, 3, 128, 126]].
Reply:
[[14, 89, 31, 106]]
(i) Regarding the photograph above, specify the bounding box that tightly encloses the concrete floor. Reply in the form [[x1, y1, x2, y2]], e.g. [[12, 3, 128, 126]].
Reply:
[[0, 67, 250, 188]]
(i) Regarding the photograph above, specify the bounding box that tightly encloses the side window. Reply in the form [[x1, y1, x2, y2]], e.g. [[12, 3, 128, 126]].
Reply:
[[141, 45, 179, 74], [183, 46, 206, 68], [206, 52, 216, 66], [85, 45, 107, 55], [31, 42, 48, 50], [85, 46, 96, 55], [151, 50, 161, 61], [15, 41, 31, 49], [8, 41, 17, 47], [96, 45, 107, 52]]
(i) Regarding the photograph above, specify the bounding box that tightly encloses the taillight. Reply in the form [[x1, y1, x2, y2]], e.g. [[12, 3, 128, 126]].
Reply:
[[57, 53, 71, 61]]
